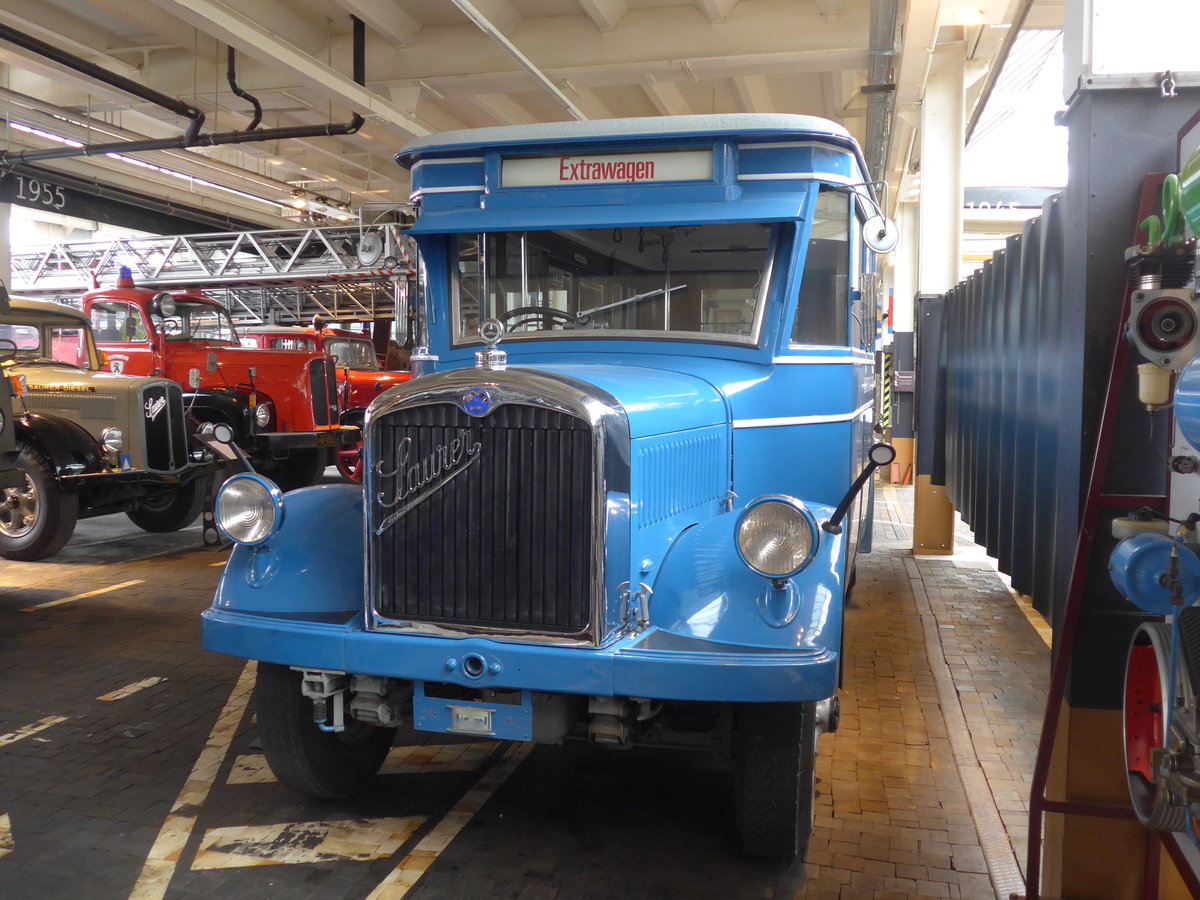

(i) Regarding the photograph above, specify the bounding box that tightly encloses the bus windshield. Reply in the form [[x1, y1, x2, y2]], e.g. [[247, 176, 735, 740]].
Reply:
[[451, 223, 776, 346]]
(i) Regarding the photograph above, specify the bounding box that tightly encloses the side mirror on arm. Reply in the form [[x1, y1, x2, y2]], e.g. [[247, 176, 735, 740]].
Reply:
[[822, 442, 896, 535]]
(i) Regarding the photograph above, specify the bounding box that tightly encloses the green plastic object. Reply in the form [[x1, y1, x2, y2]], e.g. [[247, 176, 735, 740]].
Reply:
[[1180, 144, 1200, 238], [1141, 214, 1162, 247], [1163, 173, 1184, 244]]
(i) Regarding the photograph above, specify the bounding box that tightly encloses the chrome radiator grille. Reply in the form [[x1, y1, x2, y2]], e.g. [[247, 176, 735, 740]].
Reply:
[[370, 401, 594, 635]]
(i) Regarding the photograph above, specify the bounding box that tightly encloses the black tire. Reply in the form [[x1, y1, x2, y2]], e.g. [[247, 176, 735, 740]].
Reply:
[[0, 441, 79, 561], [255, 662, 396, 799], [260, 448, 325, 493], [735, 701, 817, 862], [125, 476, 209, 532]]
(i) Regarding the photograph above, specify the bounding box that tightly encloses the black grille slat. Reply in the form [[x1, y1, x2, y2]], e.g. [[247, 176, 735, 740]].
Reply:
[[142, 383, 187, 472], [309, 359, 338, 426], [372, 402, 594, 634]]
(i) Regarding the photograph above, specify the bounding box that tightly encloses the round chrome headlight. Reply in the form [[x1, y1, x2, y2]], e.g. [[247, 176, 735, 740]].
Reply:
[[100, 426, 124, 452], [254, 402, 272, 428], [735, 496, 818, 580], [216, 474, 284, 545]]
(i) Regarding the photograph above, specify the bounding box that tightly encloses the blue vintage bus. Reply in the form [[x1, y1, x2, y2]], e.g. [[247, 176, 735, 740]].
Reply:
[[203, 114, 891, 861]]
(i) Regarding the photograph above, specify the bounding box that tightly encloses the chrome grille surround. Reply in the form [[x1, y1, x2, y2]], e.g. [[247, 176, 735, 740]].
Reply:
[[138, 381, 188, 473], [363, 368, 631, 647]]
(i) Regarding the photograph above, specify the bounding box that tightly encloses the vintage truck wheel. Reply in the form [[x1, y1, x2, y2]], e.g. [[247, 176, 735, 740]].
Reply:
[[126, 477, 209, 532], [0, 441, 79, 561], [261, 448, 325, 493], [255, 662, 396, 798], [735, 700, 817, 862]]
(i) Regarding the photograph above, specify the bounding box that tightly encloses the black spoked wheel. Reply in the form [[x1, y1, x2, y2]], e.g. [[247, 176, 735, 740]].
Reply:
[[260, 448, 325, 493], [255, 662, 397, 799], [126, 477, 209, 532], [1123, 623, 1190, 831], [735, 700, 817, 862], [0, 441, 78, 561]]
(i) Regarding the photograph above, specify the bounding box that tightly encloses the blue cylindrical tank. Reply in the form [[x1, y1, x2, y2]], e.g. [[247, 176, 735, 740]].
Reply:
[[1175, 356, 1200, 453], [1110, 531, 1200, 615]]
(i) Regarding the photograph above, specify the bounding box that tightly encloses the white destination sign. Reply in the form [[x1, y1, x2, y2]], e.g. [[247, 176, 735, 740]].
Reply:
[[501, 150, 713, 188]]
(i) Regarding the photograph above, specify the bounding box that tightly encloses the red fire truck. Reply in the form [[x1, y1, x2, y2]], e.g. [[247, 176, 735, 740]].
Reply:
[[238, 323, 411, 481], [83, 268, 358, 490]]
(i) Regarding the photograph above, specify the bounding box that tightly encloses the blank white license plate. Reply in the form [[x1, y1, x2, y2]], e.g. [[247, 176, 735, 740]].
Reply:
[[447, 704, 494, 735]]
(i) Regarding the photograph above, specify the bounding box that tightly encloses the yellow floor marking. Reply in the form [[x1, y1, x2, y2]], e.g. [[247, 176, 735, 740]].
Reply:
[[209, 561, 227, 567], [366, 742, 533, 899], [97, 677, 167, 702], [0, 715, 68, 748], [128, 661, 256, 900], [191, 817, 424, 870], [226, 742, 501, 785], [0, 813, 13, 859], [21, 579, 145, 611]]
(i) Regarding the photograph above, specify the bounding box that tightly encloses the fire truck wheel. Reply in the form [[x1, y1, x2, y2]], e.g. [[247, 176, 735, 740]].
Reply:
[[334, 440, 365, 483], [0, 441, 79, 561], [734, 700, 817, 862], [264, 448, 326, 492], [255, 662, 397, 799], [125, 477, 209, 532]]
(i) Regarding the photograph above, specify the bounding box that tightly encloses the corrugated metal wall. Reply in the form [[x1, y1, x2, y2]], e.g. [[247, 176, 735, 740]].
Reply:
[[927, 194, 1069, 616]]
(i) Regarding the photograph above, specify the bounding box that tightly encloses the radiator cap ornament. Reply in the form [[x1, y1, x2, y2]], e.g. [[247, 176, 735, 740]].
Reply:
[[475, 318, 507, 371]]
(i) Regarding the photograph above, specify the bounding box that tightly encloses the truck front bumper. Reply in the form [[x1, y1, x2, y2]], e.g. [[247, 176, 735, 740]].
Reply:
[[251, 425, 359, 452], [201, 608, 838, 703]]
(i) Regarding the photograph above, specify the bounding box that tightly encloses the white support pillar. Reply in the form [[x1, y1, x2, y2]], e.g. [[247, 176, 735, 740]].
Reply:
[[891, 200, 919, 333], [0, 204, 11, 289], [911, 41, 965, 556], [917, 42, 965, 295]]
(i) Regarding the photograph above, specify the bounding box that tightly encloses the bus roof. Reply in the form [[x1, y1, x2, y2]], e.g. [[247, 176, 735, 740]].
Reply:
[[397, 113, 853, 167]]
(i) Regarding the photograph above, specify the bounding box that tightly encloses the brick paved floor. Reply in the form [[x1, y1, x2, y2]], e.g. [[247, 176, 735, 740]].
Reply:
[[0, 483, 1051, 899]]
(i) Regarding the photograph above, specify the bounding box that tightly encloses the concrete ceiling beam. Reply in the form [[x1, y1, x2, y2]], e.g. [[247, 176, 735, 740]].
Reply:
[[142, 0, 430, 138], [576, 0, 628, 32], [642, 77, 691, 116], [333, 0, 423, 47], [733, 75, 772, 113]]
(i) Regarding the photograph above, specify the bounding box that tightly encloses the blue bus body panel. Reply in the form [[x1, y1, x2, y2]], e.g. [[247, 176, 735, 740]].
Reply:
[[203, 113, 878, 711]]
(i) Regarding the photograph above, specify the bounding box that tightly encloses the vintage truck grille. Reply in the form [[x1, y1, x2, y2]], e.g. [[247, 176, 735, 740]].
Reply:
[[308, 358, 338, 426], [371, 402, 594, 635], [140, 382, 188, 472]]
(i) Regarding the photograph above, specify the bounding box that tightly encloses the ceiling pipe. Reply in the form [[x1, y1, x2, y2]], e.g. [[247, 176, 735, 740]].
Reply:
[[450, 0, 588, 120], [0, 22, 204, 145], [965, 0, 1037, 144], [863, 0, 900, 189], [227, 46, 263, 132], [0, 17, 369, 167]]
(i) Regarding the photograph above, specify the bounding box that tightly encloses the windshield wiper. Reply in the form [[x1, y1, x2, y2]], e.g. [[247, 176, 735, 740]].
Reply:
[[578, 283, 687, 317]]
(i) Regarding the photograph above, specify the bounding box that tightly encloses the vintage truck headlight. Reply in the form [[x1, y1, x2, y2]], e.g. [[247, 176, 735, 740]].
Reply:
[[254, 402, 272, 428], [216, 473, 284, 545], [100, 426, 124, 452], [735, 495, 818, 580]]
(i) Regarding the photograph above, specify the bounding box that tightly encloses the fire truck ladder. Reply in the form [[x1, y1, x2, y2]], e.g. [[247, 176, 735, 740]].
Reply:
[[9, 223, 415, 325]]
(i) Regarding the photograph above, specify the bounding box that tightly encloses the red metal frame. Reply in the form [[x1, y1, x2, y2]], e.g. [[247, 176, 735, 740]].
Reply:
[[1025, 175, 1173, 899]]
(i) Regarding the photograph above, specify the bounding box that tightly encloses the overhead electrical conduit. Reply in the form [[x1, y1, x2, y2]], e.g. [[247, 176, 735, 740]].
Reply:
[[0, 16, 368, 167]]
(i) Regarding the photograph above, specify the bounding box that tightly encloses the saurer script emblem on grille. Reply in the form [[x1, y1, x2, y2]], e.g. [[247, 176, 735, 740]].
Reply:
[[144, 396, 167, 421], [374, 428, 482, 535]]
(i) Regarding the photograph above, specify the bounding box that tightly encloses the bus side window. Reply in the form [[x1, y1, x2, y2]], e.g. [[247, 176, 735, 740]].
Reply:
[[791, 188, 850, 346]]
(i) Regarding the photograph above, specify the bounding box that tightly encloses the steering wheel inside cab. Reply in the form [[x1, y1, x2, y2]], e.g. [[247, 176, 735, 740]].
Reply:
[[499, 306, 589, 331]]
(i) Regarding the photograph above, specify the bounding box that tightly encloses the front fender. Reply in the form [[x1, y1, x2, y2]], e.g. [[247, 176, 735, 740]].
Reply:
[[647, 502, 844, 655], [184, 389, 254, 441], [15, 413, 104, 475], [212, 483, 365, 616]]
